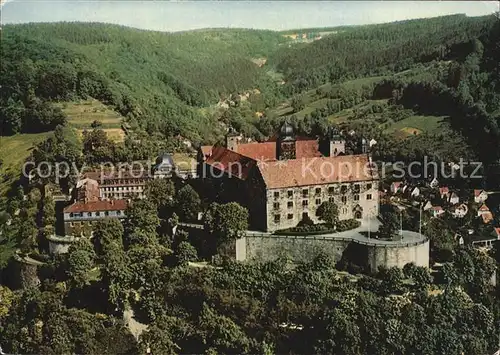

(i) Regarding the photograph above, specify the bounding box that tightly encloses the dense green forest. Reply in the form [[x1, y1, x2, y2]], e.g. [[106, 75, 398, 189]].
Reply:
[[1, 23, 287, 140], [272, 14, 496, 91]]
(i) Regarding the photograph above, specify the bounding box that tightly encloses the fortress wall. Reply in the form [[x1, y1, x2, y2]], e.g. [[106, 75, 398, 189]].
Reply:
[[238, 235, 351, 263], [237, 235, 429, 272], [366, 241, 429, 271]]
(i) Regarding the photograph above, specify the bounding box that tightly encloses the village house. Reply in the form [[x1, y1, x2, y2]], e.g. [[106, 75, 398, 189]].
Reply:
[[448, 192, 460, 205], [63, 200, 127, 236], [423, 200, 433, 211], [63, 178, 127, 235], [410, 186, 420, 198], [478, 204, 494, 224], [83, 168, 152, 200], [451, 203, 468, 219], [474, 189, 489, 204], [154, 153, 197, 180], [430, 206, 445, 218], [439, 186, 450, 200], [429, 177, 439, 188], [390, 181, 403, 194], [198, 123, 379, 231]]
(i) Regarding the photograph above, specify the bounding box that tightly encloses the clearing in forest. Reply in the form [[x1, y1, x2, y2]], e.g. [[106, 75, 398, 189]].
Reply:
[[387, 115, 447, 138], [56, 99, 126, 142]]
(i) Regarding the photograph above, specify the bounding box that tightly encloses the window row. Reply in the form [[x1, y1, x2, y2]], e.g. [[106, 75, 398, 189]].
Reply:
[[272, 183, 374, 199], [102, 186, 143, 192], [68, 210, 123, 218], [102, 179, 148, 185], [272, 194, 371, 209]]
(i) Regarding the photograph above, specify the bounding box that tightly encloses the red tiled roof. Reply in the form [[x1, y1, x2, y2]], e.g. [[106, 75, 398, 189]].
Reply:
[[202, 138, 321, 163], [64, 199, 127, 213], [204, 146, 257, 180], [237, 142, 276, 161], [236, 139, 321, 161], [431, 206, 444, 211], [201, 145, 212, 158], [258, 155, 376, 189], [474, 189, 484, 197], [439, 187, 449, 195], [494, 227, 500, 237], [479, 204, 490, 211], [481, 212, 493, 224]]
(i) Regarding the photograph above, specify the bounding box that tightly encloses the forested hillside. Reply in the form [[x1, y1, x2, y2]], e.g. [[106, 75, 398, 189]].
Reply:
[[1, 23, 287, 140], [1, 15, 500, 162], [271, 14, 496, 92]]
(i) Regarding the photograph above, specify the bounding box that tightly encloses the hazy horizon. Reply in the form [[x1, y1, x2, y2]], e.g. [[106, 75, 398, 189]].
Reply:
[[1, 1, 498, 33]]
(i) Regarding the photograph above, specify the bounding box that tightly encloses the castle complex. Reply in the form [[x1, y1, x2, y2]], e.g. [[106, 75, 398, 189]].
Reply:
[[199, 123, 379, 232]]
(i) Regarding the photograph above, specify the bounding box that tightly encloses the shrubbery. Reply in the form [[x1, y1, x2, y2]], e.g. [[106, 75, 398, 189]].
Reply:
[[275, 218, 360, 235]]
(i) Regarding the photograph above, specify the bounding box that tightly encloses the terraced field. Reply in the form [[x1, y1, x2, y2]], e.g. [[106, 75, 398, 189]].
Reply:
[[56, 99, 126, 143]]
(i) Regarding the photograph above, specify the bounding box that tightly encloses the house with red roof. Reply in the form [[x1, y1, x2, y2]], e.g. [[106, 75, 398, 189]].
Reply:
[[439, 186, 449, 200], [477, 204, 494, 224], [430, 206, 445, 218], [63, 199, 127, 236], [198, 123, 379, 231], [390, 181, 403, 194]]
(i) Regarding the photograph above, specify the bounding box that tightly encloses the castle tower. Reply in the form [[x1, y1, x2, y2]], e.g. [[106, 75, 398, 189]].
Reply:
[[329, 128, 345, 157], [277, 121, 296, 160], [226, 126, 240, 152]]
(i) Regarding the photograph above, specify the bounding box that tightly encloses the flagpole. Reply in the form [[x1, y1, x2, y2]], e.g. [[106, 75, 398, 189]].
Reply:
[[400, 210, 403, 241], [419, 203, 422, 236]]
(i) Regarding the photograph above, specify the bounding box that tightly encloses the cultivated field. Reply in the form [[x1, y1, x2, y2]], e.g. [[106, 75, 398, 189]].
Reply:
[[56, 99, 126, 142], [386, 115, 448, 138]]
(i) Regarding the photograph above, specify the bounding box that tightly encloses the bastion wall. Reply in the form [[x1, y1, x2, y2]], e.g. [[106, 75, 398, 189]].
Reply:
[[236, 234, 429, 271]]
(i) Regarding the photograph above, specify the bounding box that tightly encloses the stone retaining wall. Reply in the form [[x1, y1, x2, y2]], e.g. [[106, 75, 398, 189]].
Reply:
[[236, 234, 429, 271]]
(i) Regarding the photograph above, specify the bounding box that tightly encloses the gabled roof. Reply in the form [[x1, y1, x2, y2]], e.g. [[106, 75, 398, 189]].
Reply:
[[204, 146, 257, 180], [481, 212, 494, 224], [431, 206, 444, 211], [494, 227, 500, 237], [479, 204, 490, 212], [201, 138, 321, 162], [258, 155, 377, 189], [391, 181, 403, 188], [235, 139, 321, 161], [474, 189, 485, 197], [64, 199, 127, 213]]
